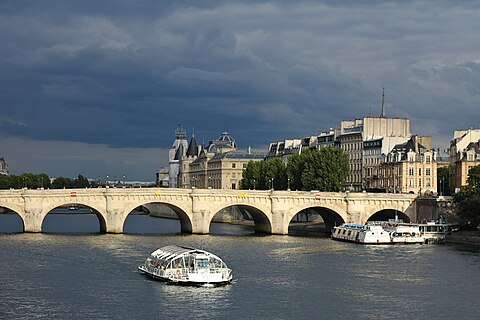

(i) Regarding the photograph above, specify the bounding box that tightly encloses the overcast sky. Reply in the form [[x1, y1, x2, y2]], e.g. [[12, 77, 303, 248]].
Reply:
[[1, 0, 479, 181]]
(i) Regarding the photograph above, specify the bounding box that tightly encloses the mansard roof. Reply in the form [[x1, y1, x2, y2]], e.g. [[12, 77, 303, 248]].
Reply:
[[210, 151, 266, 161], [464, 142, 480, 155], [388, 136, 431, 161]]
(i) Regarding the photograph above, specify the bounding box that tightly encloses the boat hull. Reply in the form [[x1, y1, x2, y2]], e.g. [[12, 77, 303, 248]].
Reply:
[[330, 236, 393, 245], [138, 265, 233, 286], [331, 223, 424, 245]]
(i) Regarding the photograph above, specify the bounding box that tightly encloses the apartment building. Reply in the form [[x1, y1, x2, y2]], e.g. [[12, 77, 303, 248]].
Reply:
[[449, 129, 480, 192]]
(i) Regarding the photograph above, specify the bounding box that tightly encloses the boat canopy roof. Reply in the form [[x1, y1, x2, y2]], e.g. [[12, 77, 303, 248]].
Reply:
[[150, 245, 221, 262]]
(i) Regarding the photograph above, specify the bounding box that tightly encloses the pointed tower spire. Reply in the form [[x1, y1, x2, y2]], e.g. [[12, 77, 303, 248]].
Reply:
[[381, 86, 386, 117], [186, 128, 199, 157]]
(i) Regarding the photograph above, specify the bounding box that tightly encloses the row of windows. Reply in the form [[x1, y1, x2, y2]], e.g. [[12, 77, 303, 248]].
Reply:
[[364, 157, 381, 165], [408, 167, 432, 176], [407, 155, 432, 162], [408, 178, 432, 187], [342, 142, 363, 152]]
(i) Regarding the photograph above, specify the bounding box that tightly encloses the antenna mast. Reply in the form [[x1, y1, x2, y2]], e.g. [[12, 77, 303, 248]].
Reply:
[[381, 86, 386, 117]]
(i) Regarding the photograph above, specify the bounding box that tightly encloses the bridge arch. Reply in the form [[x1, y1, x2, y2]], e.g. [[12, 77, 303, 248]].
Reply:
[[287, 205, 346, 234], [42, 202, 107, 233], [208, 203, 272, 234], [122, 201, 192, 233], [0, 204, 25, 233], [367, 208, 412, 223], [0, 202, 26, 230]]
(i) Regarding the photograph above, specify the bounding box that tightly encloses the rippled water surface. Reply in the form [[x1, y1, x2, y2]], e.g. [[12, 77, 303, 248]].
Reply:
[[1, 214, 480, 319]]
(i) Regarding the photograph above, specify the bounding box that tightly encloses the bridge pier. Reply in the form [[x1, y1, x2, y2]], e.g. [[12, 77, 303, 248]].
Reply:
[[190, 210, 210, 234], [105, 196, 126, 233], [271, 206, 288, 235], [23, 209, 43, 233], [23, 196, 44, 233]]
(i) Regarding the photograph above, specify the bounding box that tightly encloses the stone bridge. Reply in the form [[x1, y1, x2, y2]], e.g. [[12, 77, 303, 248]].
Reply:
[[0, 187, 421, 234]]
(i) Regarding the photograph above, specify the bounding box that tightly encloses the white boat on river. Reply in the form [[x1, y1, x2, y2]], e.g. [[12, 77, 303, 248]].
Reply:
[[138, 245, 233, 286], [331, 222, 424, 244]]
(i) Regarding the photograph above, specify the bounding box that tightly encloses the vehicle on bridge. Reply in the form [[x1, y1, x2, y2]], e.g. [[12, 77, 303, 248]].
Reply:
[[138, 245, 233, 286], [331, 222, 424, 244]]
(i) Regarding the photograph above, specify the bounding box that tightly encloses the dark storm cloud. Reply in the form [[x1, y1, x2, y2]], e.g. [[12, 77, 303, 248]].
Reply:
[[1, 0, 480, 179]]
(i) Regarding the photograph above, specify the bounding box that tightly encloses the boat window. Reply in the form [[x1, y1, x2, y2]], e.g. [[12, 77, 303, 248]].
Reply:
[[171, 257, 184, 268], [196, 259, 209, 269], [209, 257, 222, 268]]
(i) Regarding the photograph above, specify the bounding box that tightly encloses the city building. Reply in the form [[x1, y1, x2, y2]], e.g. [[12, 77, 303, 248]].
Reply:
[[449, 128, 480, 192], [174, 130, 265, 190], [338, 116, 411, 191], [267, 129, 337, 160], [0, 156, 8, 175], [267, 138, 302, 160], [377, 135, 437, 194], [363, 136, 410, 191], [155, 167, 169, 187]]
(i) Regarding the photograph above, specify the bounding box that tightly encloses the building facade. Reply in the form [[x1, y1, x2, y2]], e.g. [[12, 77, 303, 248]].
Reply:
[[362, 136, 410, 191], [175, 130, 265, 190], [338, 117, 411, 191], [377, 135, 437, 194], [449, 129, 480, 192]]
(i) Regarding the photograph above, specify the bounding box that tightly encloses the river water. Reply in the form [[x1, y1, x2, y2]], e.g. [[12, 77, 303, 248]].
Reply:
[[1, 213, 480, 320]]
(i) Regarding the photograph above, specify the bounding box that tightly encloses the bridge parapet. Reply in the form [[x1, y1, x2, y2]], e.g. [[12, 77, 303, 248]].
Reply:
[[0, 188, 425, 234]]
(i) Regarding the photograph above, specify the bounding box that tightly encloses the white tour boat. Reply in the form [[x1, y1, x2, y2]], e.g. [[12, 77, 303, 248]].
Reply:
[[418, 222, 447, 244], [138, 245, 233, 286], [331, 222, 424, 244]]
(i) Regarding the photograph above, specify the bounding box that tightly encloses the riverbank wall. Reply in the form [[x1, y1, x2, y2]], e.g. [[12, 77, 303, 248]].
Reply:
[[447, 231, 480, 246]]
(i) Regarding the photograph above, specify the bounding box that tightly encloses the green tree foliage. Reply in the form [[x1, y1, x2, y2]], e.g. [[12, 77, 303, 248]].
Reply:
[[240, 158, 287, 190], [0, 173, 52, 189], [467, 165, 480, 191], [0, 173, 90, 189], [286, 153, 306, 190], [453, 165, 480, 229], [300, 147, 350, 192], [437, 166, 450, 196], [241, 146, 350, 192], [75, 175, 90, 188], [52, 177, 74, 189]]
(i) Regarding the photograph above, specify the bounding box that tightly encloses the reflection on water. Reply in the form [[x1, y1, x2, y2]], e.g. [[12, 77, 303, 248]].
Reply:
[[1, 216, 480, 319], [152, 282, 234, 319]]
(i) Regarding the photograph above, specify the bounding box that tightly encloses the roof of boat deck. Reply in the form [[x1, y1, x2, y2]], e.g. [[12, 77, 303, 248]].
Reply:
[[151, 245, 210, 260]]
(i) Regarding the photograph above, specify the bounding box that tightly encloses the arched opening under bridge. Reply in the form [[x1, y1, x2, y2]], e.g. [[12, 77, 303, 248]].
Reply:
[[123, 202, 190, 234], [367, 209, 411, 223], [0, 206, 24, 233], [209, 205, 270, 235], [288, 207, 344, 236], [42, 204, 106, 233]]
